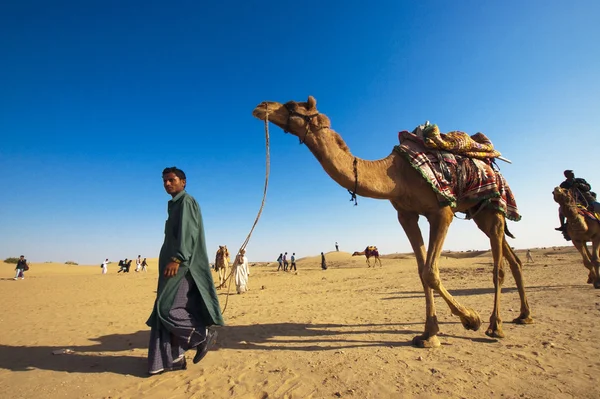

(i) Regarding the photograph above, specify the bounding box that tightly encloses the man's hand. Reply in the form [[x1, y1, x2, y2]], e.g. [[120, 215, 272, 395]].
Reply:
[[164, 261, 180, 277]]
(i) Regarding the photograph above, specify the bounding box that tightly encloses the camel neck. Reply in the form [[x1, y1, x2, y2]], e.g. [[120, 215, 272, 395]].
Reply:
[[303, 128, 401, 199]]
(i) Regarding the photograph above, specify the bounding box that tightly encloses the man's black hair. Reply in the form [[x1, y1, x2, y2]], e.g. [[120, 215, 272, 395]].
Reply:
[[162, 166, 186, 181]]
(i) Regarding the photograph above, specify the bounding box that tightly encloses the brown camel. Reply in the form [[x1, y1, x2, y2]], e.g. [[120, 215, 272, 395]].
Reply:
[[352, 246, 383, 267], [214, 245, 230, 289], [253, 96, 533, 347], [553, 187, 600, 287]]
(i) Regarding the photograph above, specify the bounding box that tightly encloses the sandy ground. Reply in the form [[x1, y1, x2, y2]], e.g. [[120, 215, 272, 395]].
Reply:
[[2, 246, 600, 399]]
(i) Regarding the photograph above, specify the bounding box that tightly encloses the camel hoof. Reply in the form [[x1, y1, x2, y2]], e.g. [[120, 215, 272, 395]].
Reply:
[[587, 276, 593, 284], [513, 315, 534, 325], [594, 281, 600, 289], [485, 328, 505, 339], [412, 335, 441, 348], [459, 309, 481, 331]]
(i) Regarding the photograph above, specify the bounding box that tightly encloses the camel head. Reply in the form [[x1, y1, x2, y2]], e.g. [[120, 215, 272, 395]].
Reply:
[[252, 96, 332, 142], [553, 187, 574, 206], [351, 251, 361, 256]]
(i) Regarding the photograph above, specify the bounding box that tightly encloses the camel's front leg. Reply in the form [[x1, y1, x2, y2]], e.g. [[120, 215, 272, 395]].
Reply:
[[503, 241, 534, 324], [394, 206, 441, 348], [423, 208, 482, 334], [218, 268, 224, 288], [572, 240, 599, 287]]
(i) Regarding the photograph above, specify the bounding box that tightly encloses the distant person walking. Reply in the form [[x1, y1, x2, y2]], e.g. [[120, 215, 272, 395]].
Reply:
[[283, 252, 289, 271], [526, 250, 534, 263], [135, 255, 142, 272], [289, 253, 297, 271], [141, 257, 148, 272], [321, 252, 327, 270], [101, 258, 109, 274], [335, 242, 339, 252], [14, 255, 29, 280], [277, 253, 284, 271], [235, 249, 249, 294], [117, 258, 128, 273]]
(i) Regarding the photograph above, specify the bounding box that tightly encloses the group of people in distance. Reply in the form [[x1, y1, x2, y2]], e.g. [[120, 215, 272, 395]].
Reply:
[[276, 252, 297, 271], [100, 255, 148, 274]]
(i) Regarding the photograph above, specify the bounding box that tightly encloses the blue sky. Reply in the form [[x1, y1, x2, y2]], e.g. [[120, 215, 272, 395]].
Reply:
[[1, 1, 599, 264]]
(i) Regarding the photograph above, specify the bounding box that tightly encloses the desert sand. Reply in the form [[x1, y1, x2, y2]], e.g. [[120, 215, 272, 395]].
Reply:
[[2, 247, 600, 399]]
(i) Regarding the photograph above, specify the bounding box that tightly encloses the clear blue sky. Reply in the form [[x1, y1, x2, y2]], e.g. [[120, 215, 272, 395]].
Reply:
[[2, 1, 599, 264]]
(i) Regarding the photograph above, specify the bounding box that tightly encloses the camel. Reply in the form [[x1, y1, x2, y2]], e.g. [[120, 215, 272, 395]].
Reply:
[[214, 245, 230, 289], [352, 246, 383, 267], [553, 187, 600, 288], [253, 96, 533, 347]]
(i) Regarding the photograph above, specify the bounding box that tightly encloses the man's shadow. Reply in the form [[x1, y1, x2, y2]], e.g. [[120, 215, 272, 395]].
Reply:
[[0, 321, 437, 377], [0, 330, 151, 377]]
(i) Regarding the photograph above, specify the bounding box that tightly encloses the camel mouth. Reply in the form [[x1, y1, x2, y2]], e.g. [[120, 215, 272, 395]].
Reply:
[[252, 107, 266, 120]]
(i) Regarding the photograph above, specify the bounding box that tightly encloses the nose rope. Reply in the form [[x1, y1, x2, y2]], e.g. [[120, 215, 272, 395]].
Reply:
[[219, 104, 271, 315]]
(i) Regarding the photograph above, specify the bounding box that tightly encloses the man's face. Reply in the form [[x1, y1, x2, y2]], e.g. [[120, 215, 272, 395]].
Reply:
[[163, 172, 186, 196], [565, 172, 575, 180]]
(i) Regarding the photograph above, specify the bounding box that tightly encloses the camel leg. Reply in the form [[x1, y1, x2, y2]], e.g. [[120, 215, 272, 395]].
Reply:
[[366, 257, 371, 268], [572, 240, 599, 287], [422, 208, 482, 335], [480, 213, 505, 338], [218, 268, 224, 288], [592, 239, 600, 289], [394, 208, 441, 348], [500, 241, 534, 324]]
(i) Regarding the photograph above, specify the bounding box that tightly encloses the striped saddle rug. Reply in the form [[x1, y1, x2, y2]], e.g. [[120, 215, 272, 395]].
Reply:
[[394, 125, 520, 222]]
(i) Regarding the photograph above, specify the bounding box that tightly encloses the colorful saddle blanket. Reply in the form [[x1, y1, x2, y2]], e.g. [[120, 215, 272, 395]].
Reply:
[[394, 127, 520, 221], [576, 205, 600, 222], [410, 123, 502, 159]]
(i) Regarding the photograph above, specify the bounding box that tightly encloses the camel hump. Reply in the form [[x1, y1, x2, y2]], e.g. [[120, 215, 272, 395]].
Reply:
[[366, 246, 378, 252]]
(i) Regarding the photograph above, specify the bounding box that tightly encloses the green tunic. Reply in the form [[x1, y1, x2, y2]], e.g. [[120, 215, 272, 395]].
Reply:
[[146, 190, 224, 330]]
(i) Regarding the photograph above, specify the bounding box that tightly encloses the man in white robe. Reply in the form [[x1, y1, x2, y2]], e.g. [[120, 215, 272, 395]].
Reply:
[[235, 249, 249, 294]]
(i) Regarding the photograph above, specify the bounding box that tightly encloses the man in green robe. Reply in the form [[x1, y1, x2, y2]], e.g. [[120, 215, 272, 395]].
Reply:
[[147, 166, 224, 375]]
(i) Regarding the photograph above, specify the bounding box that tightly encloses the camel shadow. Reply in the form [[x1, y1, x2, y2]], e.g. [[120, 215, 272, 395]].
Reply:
[[381, 283, 591, 300], [216, 322, 422, 352]]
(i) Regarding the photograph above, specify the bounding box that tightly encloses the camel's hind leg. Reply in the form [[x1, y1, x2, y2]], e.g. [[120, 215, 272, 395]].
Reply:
[[572, 240, 600, 288], [593, 239, 600, 288], [502, 241, 534, 324]]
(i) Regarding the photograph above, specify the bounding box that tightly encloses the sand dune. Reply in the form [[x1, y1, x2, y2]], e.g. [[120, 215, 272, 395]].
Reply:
[[2, 246, 599, 398]]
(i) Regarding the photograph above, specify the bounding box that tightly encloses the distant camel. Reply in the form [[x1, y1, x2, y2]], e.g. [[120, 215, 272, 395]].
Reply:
[[553, 187, 600, 288], [352, 246, 383, 267], [214, 245, 230, 289]]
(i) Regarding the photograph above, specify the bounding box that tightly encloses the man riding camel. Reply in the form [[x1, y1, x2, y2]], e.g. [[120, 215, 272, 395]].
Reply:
[[555, 170, 600, 231]]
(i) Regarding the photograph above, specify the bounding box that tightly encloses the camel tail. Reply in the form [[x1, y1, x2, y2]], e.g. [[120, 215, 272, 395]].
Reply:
[[504, 222, 515, 239]]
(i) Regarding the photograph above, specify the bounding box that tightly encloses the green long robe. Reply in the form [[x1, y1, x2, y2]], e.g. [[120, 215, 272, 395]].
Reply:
[[146, 190, 224, 330]]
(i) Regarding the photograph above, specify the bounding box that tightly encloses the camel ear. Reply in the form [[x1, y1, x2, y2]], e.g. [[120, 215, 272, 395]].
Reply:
[[307, 96, 317, 110]]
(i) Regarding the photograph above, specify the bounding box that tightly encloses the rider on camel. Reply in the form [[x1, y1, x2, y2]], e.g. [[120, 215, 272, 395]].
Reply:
[[555, 170, 599, 231]]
